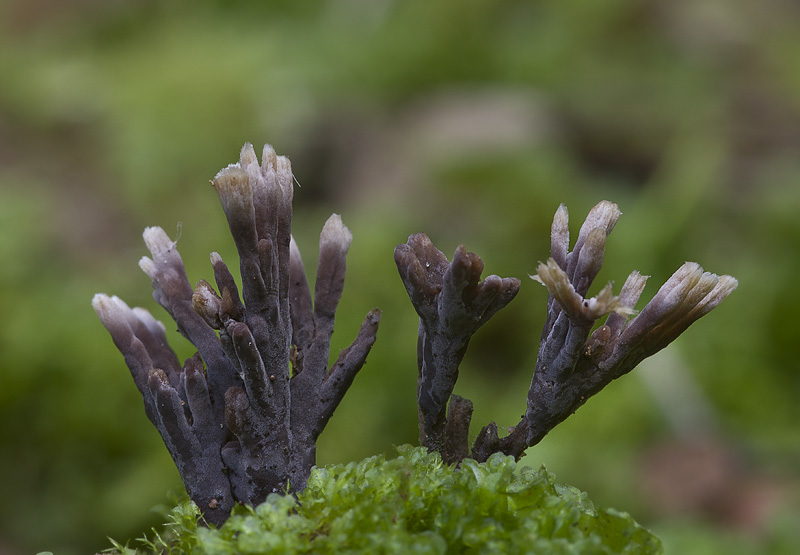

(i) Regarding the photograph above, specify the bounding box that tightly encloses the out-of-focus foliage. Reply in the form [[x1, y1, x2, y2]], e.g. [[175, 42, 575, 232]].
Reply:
[[1, 0, 799, 554], [110, 446, 662, 554]]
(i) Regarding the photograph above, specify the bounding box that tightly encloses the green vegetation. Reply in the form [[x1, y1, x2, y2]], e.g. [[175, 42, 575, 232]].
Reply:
[[111, 446, 661, 554]]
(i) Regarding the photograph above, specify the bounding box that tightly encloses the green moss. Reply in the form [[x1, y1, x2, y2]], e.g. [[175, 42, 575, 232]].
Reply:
[[112, 446, 661, 554]]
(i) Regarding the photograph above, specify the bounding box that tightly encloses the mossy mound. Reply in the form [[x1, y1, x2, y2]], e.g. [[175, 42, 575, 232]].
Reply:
[[112, 446, 662, 554]]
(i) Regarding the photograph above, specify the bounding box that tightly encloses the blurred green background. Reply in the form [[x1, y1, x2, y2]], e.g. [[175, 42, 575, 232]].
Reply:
[[1, 0, 799, 553]]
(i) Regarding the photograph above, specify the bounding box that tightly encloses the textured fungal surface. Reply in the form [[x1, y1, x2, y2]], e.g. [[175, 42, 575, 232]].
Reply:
[[395, 201, 737, 463], [94, 144, 380, 524], [94, 143, 735, 527]]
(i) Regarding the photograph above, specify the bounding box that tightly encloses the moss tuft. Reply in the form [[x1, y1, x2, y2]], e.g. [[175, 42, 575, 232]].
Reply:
[[110, 446, 662, 554]]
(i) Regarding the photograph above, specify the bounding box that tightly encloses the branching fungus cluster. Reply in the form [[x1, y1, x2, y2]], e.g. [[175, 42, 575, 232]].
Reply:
[[395, 201, 737, 463], [93, 144, 380, 524], [94, 143, 736, 525]]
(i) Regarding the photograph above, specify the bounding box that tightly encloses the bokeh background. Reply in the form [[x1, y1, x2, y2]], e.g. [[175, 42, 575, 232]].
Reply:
[[2, 0, 800, 553]]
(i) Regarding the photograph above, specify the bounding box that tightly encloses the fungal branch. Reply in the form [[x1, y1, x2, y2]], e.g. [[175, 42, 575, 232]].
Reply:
[[93, 143, 380, 525], [395, 201, 737, 463], [393, 234, 520, 461]]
